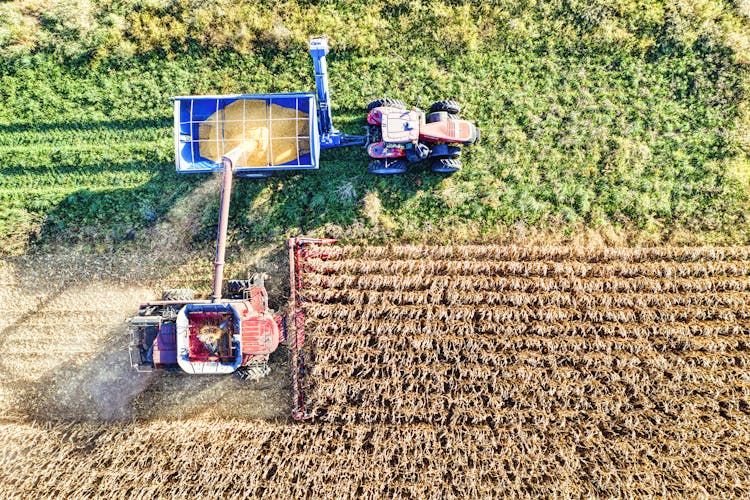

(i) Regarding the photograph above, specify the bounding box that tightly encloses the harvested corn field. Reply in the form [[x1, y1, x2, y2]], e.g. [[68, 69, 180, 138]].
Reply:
[[287, 243, 750, 494], [2, 244, 750, 497]]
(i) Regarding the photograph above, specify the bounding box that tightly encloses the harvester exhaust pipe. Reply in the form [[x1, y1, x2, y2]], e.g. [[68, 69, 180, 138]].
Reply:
[[212, 143, 253, 302]]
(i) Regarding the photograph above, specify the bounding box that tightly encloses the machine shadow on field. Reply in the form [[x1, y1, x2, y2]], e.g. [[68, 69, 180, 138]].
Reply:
[[1, 117, 171, 135], [0, 251, 294, 423], [7, 114, 447, 423]]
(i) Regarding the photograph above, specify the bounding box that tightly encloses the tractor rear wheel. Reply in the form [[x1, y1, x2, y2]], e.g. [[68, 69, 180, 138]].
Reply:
[[431, 158, 462, 173], [429, 100, 461, 115], [367, 98, 406, 111], [161, 288, 195, 301], [368, 158, 408, 175], [430, 145, 462, 160]]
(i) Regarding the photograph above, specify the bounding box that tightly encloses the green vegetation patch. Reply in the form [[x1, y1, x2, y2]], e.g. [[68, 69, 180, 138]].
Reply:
[[1, 1, 749, 255]]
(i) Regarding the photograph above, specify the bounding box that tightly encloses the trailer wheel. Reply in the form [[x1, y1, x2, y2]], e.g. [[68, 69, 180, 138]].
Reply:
[[236, 171, 273, 179], [368, 158, 408, 175], [161, 288, 195, 301], [429, 100, 461, 115], [431, 158, 462, 173], [367, 98, 406, 111]]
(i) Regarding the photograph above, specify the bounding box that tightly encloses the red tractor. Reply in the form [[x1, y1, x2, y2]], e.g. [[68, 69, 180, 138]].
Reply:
[[365, 99, 480, 174]]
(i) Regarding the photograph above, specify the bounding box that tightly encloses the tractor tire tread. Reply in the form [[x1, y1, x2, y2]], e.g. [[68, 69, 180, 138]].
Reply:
[[429, 100, 461, 114], [368, 159, 408, 175], [367, 98, 406, 111], [431, 158, 462, 173]]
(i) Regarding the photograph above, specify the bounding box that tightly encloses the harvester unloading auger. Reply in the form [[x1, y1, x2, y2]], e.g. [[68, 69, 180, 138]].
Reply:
[[128, 36, 479, 395]]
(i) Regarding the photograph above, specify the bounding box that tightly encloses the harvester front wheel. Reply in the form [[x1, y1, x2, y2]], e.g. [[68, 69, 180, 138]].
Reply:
[[368, 159, 408, 175], [429, 100, 461, 115], [367, 98, 406, 111], [161, 288, 195, 301], [431, 158, 462, 173], [235, 364, 270, 381]]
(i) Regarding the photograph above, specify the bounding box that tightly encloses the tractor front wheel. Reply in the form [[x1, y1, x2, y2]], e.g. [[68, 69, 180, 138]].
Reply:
[[368, 159, 408, 175], [367, 98, 406, 111], [426, 111, 450, 123], [431, 158, 462, 173], [161, 288, 195, 301], [429, 100, 461, 115]]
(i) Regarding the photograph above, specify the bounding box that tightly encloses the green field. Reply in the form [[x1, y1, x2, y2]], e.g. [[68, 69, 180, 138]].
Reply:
[[1, 0, 749, 256]]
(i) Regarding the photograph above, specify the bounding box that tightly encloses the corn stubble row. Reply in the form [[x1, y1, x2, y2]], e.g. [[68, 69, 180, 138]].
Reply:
[[1, 417, 746, 498], [295, 245, 750, 495]]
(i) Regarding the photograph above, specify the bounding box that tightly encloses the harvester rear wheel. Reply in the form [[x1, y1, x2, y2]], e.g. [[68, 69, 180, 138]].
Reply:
[[429, 100, 461, 115], [368, 159, 408, 175], [367, 98, 406, 111], [227, 280, 250, 296], [431, 158, 462, 173], [161, 288, 195, 301]]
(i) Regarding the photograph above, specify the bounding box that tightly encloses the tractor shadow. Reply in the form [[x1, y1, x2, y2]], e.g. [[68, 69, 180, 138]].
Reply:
[[230, 113, 452, 242]]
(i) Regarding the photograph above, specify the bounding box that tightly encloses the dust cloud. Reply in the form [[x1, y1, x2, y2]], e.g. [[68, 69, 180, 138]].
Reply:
[[0, 178, 293, 423]]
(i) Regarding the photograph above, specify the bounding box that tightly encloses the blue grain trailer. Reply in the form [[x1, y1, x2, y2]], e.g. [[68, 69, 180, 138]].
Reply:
[[171, 36, 364, 177]]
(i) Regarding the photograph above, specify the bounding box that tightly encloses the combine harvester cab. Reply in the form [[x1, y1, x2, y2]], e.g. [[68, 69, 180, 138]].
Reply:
[[129, 276, 283, 379]]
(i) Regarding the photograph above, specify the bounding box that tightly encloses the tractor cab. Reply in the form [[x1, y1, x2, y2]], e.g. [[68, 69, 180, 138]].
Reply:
[[365, 98, 479, 175], [366, 106, 423, 160], [368, 107, 421, 143]]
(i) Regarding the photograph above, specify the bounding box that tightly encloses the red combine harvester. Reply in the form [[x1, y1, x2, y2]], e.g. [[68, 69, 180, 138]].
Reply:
[[128, 149, 287, 380], [365, 99, 480, 174]]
